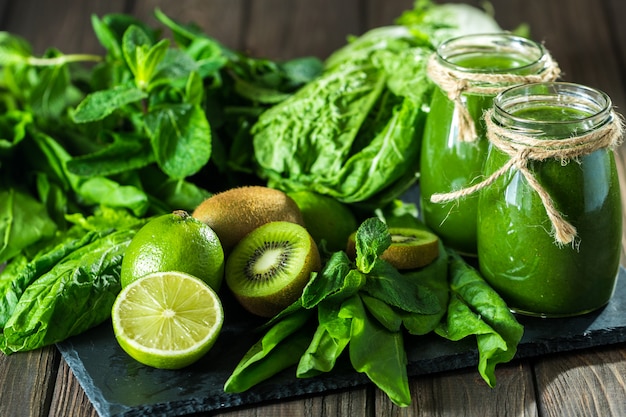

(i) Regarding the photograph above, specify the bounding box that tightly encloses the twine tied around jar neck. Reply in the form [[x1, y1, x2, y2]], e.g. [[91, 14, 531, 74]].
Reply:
[[426, 52, 561, 142], [430, 108, 625, 246]]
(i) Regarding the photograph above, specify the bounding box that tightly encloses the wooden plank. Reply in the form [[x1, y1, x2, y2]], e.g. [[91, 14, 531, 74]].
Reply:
[[607, 0, 626, 69], [534, 346, 626, 417], [0, 0, 128, 55], [48, 361, 99, 417], [373, 362, 538, 416], [0, 347, 60, 417], [50, 361, 99, 417], [244, 0, 362, 60], [365, 0, 414, 28], [128, 0, 245, 52], [214, 388, 372, 417], [0, 0, 11, 27]]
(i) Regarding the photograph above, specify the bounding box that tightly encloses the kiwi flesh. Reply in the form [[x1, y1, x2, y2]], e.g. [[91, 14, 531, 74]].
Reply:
[[346, 227, 439, 270], [225, 221, 321, 317], [192, 186, 305, 253]]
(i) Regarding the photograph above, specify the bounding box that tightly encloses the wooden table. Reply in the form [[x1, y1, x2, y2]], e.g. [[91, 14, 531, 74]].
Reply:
[[1, 1, 626, 416]]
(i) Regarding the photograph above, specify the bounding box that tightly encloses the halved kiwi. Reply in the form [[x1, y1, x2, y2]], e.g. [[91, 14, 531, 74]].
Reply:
[[192, 186, 305, 253], [225, 221, 321, 317], [346, 227, 439, 270]]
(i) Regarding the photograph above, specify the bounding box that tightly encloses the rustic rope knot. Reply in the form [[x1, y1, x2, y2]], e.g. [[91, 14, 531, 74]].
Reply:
[[430, 108, 625, 246], [426, 51, 561, 142]]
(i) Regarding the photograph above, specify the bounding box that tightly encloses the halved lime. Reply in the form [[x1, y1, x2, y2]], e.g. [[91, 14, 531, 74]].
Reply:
[[111, 271, 224, 369]]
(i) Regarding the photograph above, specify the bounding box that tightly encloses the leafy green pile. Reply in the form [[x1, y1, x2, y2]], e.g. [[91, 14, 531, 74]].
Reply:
[[252, 1, 501, 207], [224, 216, 523, 406], [0, 10, 323, 266]]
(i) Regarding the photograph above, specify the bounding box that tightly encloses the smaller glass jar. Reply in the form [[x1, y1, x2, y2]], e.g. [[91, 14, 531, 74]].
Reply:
[[420, 33, 560, 256], [477, 82, 623, 318]]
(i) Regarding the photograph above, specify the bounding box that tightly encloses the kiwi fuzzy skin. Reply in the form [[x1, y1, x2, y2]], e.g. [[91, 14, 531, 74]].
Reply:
[[225, 221, 321, 318], [192, 186, 305, 253]]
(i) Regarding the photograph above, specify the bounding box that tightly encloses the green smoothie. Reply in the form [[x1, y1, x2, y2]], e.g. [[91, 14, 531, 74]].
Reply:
[[421, 52, 542, 255], [477, 92, 622, 317]]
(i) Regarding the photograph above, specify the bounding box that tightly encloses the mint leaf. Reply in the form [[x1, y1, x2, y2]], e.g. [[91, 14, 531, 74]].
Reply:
[[122, 25, 152, 77], [72, 84, 147, 123], [355, 217, 391, 273], [138, 38, 169, 89], [65, 133, 154, 177], [144, 103, 212, 179], [301, 251, 361, 308]]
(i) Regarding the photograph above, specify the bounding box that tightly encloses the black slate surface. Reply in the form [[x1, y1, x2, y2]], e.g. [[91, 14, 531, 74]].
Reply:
[[57, 267, 626, 417]]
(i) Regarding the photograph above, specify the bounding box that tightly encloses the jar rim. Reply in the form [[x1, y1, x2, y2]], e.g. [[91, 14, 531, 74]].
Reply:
[[493, 82, 613, 129], [436, 32, 548, 74]]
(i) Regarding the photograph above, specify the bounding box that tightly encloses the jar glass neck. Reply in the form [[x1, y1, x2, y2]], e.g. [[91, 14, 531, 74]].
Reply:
[[437, 33, 549, 76], [492, 82, 613, 138]]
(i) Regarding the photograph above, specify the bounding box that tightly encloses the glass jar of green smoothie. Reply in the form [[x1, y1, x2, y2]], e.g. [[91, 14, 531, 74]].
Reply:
[[477, 82, 624, 317], [420, 33, 560, 255]]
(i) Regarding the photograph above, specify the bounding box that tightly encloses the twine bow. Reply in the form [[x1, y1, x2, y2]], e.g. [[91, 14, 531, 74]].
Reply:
[[426, 51, 561, 142], [430, 108, 625, 245]]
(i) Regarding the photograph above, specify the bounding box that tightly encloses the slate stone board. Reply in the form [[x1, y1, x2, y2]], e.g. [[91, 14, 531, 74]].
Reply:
[[57, 268, 626, 417]]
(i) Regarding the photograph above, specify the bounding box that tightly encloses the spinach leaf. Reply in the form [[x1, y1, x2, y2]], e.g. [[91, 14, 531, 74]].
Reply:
[[360, 293, 403, 332], [340, 294, 411, 407], [224, 307, 314, 393], [362, 259, 440, 315], [0, 229, 105, 326], [398, 242, 449, 335], [0, 187, 57, 265], [76, 177, 150, 217], [0, 110, 32, 152], [0, 227, 138, 354], [296, 301, 352, 378], [435, 251, 524, 387]]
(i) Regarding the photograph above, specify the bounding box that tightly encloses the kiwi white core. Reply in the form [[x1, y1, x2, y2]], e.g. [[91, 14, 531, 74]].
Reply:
[[246, 241, 293, 281]]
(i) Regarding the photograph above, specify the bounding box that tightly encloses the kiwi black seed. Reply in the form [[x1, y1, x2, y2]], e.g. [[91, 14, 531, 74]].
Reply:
[[346, 227, 440, 270], [192, 186, 305, 253], [225, 221, 321, 317]]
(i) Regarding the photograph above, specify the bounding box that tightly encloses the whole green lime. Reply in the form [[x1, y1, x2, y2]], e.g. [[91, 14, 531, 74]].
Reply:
[[288, 191, 358, 252], [120, 210, 224, 291]]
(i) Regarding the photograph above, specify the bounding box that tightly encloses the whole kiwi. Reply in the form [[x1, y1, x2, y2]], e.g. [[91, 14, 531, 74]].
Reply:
[[225, 221, 321, 317], [346, 227, 440, 270], [192, 186, 305, 253]]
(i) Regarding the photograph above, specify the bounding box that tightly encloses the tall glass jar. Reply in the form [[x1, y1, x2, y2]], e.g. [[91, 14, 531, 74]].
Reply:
[[420, 33, 560, 255], [477, 82, 623, 317]]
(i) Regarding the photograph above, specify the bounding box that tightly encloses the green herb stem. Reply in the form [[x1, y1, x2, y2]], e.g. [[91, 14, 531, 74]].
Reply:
[[27, 54, 102, 66]]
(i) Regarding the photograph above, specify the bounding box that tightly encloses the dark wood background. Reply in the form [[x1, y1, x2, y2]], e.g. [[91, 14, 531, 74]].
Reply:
[[1, 1, 626, 416]]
